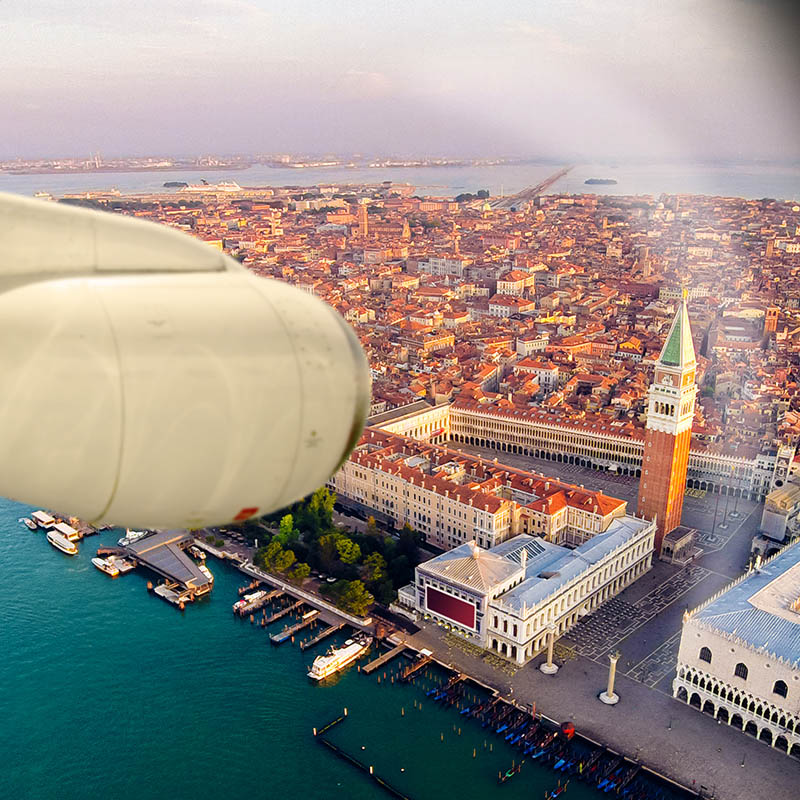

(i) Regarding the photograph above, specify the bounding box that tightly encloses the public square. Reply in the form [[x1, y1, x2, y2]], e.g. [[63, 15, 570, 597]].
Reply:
[[404, 446, 793, 798]]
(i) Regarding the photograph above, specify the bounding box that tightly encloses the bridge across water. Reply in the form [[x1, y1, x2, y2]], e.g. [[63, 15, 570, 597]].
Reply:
[[488, 166, 573, 209]]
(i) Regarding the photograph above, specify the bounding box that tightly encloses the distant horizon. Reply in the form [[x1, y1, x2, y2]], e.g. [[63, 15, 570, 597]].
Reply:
[[4, 152, 800, 169]]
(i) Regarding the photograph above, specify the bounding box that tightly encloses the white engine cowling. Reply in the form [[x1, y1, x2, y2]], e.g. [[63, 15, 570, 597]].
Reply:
[[0, 192, 370, 528]]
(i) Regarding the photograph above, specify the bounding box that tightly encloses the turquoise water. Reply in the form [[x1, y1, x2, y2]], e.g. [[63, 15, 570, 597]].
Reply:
[[0, 496, 632, 800]]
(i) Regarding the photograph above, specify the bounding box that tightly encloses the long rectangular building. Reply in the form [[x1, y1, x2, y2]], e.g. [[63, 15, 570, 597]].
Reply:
[[330, 428, 630, 551], [441, 399, 792, 501], [405, 516, 655, 664]]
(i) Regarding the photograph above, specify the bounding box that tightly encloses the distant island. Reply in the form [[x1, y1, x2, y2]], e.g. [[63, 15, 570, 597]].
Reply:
[[585, 177, 618, 185]]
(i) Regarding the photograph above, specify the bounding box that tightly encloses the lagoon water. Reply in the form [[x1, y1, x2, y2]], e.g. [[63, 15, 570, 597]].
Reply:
[[1, 496, 620, 800], [2, 161, 800, 201]]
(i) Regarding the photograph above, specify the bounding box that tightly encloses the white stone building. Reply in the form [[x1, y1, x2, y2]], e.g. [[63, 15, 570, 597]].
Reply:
[[673, 542, 800, 757], [407, 515, 655, 664]]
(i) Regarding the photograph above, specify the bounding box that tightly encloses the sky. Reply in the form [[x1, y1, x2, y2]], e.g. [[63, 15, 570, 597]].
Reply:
[[2, 0, 800, 162]]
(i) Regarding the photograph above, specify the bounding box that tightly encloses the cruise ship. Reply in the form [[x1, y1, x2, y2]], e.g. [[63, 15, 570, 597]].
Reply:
[[91, 557, 120, 577], [47, 529, 78, 556], [179, 181, 242, 193], [308, 632, 372, 681]]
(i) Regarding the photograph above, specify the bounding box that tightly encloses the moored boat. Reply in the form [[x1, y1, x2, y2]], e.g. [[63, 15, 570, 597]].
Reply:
[[91, 557, 120, 577], [19, 517, 37, 530], [47, 529, 78, 556], [308, 632, 371, 680], [232, 589, 267, 613], [32, 510, 56, 529]]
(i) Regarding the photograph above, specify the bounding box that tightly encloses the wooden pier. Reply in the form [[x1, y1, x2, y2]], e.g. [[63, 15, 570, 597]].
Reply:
[[236, 588, 283, 616], [300, 621, 347, 651], [363, 643, 406, 674], [264, 599, 303, 624], [270, 610, 319, 644], [399, 652, 433, 683], [314, 713, 413, 800]]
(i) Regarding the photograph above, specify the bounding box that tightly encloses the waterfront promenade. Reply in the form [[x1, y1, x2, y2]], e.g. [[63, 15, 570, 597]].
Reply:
[[408, 623, 798, 800]]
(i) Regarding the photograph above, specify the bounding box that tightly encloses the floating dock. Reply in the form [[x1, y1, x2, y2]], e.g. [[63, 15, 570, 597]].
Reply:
[[300, 621, 347, 651], [125, 530, 213, 596], [153, 583, 185, 607], [270, 610, 319, 644], [363, 643, 406, 674]]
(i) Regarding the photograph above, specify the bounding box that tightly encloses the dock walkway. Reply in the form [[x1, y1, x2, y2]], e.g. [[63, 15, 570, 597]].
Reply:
[[239, 562, 372, 629], [236, 588, 282, 615], [300, 622, 347, 651], [363, 643, 406, 674], [265, 599, 303, 624], [399, 652, 432, 682], [270, 611, 319, 644]]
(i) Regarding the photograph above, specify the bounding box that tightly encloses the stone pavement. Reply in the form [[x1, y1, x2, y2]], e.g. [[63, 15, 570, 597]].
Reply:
[[562, 564, 712, 661], [409, 624, 800, 800]]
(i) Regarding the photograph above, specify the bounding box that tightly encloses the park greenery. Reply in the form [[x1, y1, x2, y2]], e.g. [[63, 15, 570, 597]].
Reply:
[[247, 487, 424, 616]]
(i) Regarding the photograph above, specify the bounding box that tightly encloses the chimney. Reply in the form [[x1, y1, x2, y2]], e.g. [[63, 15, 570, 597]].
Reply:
[[520, 547, 528, 570]]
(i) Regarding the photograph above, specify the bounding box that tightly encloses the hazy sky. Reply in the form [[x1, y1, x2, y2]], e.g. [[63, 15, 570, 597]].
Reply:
[[3, 0, 799, 161]]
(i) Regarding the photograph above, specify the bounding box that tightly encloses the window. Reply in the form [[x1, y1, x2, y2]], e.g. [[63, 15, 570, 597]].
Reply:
[[699, 647, 712, 664], [773, 680, 788, 698], [734, 662, 748, 680]]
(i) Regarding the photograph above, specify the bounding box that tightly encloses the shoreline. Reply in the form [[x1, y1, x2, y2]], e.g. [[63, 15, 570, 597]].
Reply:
[[201, 536, 797, 800], [203, 540, 707, 799]]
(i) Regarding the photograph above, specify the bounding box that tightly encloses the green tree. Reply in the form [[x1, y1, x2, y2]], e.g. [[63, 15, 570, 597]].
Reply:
[[362, 551, 386, 583], [279, 513, 294, 539], [371, 578, 396, 606], [256, 540, 296, 574], [262, 541, 283, 570], [365, 515, 379, 536], [336, 537, 361, 564], [319, 532, 342, 569], [338, 580, 374, 616], [273, 547, 296, 574], [289, 562, 310, 584]]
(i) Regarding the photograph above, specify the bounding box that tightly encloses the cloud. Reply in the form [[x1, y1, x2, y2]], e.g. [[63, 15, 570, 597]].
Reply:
[[496, 20, 582, 55]]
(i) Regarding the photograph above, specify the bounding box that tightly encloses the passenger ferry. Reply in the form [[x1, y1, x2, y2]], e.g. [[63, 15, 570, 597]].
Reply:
[[91, 557, 120, 577], [308, 632, 372, 681], [47, 529, 78, 556], [198, 563, 214, 584]]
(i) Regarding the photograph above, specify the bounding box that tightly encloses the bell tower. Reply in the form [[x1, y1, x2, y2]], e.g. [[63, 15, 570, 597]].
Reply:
[[637, 291, 697, 550]]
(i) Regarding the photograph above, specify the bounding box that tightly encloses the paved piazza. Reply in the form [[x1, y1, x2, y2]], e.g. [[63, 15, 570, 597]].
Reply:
[[421, 448, 776, 716], [404, 454, 799, 798]]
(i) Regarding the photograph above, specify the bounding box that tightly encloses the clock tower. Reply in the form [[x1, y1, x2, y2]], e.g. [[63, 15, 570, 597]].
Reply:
[[637, 292, 697, 550]]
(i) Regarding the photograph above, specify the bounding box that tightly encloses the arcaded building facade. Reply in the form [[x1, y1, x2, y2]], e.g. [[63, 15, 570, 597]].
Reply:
[[674, 541, 800, 757]]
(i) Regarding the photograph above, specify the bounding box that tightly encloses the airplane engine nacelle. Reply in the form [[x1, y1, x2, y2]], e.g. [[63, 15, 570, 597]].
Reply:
[[0, 192, 370, 529]]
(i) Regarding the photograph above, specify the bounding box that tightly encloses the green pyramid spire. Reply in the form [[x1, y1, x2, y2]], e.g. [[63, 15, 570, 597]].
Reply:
[[659, 293, 695, 368]]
